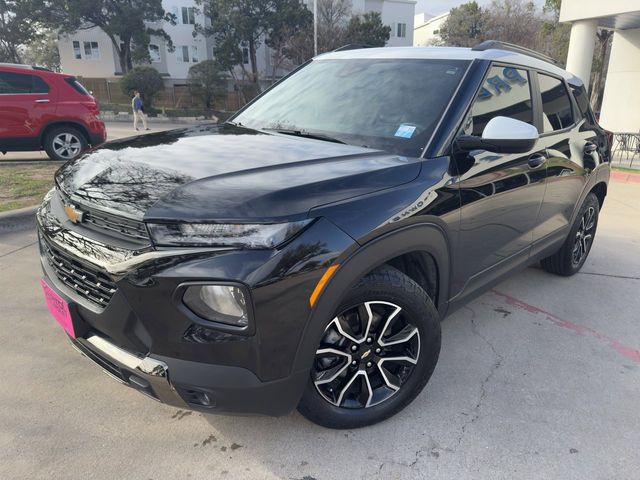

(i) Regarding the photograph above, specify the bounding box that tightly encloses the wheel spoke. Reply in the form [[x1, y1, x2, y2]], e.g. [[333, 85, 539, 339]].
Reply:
[[379, 324, 418, 347], [379, 355, 419, 365], [314, 348, 352, 385], [584, 207, 596, 231], [376, 361, 401, 391], [377, 303, 403, 342]]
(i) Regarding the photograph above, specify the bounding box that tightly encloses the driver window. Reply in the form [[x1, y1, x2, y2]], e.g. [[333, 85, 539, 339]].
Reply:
[[464, 66, 533, 136]]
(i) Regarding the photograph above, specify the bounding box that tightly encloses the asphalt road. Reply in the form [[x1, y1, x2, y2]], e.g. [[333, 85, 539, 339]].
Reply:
[[0, 121, 193, 163], [1, 178, 639, 480]]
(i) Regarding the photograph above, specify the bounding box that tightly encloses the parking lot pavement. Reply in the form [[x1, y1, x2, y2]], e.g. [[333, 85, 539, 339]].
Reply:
[[1, 178, 639, 480], [0, 121, 194, 162]]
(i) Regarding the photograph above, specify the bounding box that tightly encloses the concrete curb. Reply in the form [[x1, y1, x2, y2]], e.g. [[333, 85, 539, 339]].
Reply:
[[0, 205, 38, 232]]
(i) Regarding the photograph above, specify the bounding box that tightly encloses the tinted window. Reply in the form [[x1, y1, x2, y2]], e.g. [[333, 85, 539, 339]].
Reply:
[[64, 77, 90, 96], [0, 72, 49, 94], [466, 66, 533, 136], [570, 84, 595, 124], [539, 73, 574, 132], [234, 58, 470, 157]]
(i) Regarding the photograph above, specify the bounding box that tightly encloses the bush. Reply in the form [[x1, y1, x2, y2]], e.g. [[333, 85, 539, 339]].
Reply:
[[120, 66, 164, 109]]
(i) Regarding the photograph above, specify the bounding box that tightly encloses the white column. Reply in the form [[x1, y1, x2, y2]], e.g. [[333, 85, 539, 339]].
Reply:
[[565, 19, 598, 84]]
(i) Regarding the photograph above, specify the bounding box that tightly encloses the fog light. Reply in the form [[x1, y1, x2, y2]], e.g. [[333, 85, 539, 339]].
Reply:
[[183, 285, 249, 327]]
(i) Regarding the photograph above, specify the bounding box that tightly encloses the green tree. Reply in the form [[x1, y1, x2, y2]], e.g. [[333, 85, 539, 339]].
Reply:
[[485, 0, 543, 51], [0, 0, 43, 63], [344, 11, 390, 47], [33, 0, 175, 73], [197, 0, 271, 85], [22, 30, 60, 71], [120, 66, 164, 110], [439, 1, 486, 48], [187, 60, 227, 116], [266, 0, 313, 80], [541, 0, 570, 64]]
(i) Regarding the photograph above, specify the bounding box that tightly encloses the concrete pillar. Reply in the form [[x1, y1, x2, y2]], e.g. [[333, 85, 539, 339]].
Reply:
[[565, 19, 599, 84]]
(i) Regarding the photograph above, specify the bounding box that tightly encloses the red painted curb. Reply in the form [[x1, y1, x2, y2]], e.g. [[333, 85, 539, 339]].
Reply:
[[611, 170, 640, 183]]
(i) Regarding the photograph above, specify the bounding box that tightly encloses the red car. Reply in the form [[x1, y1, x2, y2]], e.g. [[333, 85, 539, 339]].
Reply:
[[0, 63, 106, 161]]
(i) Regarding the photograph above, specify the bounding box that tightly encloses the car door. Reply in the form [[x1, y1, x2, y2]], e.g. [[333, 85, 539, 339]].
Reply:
[[0, 71, 53, 145], [531, 72, 594, 254], [452, 64, 547, 297]]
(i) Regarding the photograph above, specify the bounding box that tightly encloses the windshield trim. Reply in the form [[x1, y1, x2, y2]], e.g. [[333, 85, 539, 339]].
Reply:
[[420, 59, 473, 159]]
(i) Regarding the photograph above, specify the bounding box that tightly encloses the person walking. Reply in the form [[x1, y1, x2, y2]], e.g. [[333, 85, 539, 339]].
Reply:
[[132, 91, 150, 131]]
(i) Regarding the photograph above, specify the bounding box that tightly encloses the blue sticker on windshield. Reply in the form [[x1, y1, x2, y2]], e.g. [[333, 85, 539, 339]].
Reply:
[[394, 124, 416, 138]]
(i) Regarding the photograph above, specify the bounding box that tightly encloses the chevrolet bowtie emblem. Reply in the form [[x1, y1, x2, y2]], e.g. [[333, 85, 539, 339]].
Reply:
[[361, 349, 371, 359], [64, 204, 84, 224]]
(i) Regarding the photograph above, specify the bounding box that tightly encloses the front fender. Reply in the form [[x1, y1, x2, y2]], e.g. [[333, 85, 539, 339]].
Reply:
[[291, 220, 452, 375]]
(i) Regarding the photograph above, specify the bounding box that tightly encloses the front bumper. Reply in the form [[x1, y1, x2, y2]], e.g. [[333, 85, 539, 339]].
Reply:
[[68, 331, 309, 415], [37, 189, 356, 415]]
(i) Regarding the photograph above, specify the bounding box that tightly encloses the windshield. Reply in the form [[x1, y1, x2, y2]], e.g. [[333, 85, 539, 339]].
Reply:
[[233, 58, 470, 157]]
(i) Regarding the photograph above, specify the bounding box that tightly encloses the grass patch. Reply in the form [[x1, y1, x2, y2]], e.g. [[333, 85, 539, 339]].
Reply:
[[612, 166, 640, 174], [0, 164, 58, 212]]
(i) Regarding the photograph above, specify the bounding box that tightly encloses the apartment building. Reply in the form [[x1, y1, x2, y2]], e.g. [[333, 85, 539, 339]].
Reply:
[[413, 11, 449, 46], [58, 0, 416, 82]]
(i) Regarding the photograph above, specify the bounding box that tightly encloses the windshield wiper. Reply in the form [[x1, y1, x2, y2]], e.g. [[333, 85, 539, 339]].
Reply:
[[262, 128, 346, 145]]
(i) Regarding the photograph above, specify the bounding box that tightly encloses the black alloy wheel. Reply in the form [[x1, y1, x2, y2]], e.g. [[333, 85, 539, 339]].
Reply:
[[541, 192, 600, 276], [298, 266, 441, 429], [313, 301, 420, 409]]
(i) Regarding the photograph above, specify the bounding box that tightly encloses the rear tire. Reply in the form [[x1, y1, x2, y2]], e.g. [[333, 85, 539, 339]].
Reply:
[[297, 266, 441, 429], [541, 192, 600, 276], [44, 126, 88, 161]]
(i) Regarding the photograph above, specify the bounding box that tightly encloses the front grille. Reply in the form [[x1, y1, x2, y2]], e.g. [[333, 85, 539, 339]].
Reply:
[[42, 239, 117, 307], [83, 208, 150, 242], [58, 189, 149, 243]]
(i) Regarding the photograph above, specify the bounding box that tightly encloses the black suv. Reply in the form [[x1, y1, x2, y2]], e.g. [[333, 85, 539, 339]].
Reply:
[[38, 42, 610, 429]]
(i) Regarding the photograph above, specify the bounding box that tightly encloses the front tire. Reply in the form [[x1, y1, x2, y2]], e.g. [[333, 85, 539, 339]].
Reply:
[[541, 192, 600, 276], [44, 127, 88, 161], [297, 266, 441, 429]]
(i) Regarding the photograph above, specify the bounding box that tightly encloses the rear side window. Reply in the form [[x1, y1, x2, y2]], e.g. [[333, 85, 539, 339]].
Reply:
[[64, 77, 91, 96], [466, 66, 533, 136], [538, 73, 574, 132], [0, 71, 50, 94], [570, 84, 596, 124]]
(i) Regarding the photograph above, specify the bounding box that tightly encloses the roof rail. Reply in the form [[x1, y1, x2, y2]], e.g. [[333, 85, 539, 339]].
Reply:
[[0, 63, 33, 69], [333, 44, 374, 52], [472, 40, 558, 65]]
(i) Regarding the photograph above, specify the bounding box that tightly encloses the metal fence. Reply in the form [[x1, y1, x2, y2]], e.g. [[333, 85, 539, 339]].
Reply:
[[612, 133, 640, 169], [78, 77, 245, 111]]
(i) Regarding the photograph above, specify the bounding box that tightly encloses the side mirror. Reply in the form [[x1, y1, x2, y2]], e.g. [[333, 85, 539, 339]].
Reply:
[[456, 116, 539, 154]]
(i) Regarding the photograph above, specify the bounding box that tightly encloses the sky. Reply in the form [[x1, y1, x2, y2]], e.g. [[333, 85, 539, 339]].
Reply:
[[414, 0, 546, 16]]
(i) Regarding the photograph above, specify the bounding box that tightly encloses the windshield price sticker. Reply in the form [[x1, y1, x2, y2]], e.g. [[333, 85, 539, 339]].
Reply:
[[394, 124, 416, 138]]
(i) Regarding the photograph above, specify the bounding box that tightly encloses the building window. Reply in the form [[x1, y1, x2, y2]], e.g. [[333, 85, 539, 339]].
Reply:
[[72, 41, 82, 59], [177, 45, 189, 62], [149, 44, 161, 63], [397, 23, 407, 38], [83, 41, 100, 59], [389, 23, 396, 37], [181, 6, 195, 24], [242, 47, 249, 64], [191, 46, 199, 63]]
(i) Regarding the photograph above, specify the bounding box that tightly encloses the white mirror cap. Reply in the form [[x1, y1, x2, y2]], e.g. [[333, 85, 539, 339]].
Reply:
[[482, 116, 539, 141]]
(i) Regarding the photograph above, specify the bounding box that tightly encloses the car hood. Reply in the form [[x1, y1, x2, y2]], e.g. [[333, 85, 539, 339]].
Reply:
[[56, 124, 422, 223]]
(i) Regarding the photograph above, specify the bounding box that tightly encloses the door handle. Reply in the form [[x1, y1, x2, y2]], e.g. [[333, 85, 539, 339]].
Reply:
[[527, 153, 546, 169], [584, 142, 597, 154], [34, 99, 50, 103]]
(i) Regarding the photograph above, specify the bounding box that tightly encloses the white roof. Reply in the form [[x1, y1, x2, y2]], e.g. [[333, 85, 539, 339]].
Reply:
[[317, 46, 581, 85]]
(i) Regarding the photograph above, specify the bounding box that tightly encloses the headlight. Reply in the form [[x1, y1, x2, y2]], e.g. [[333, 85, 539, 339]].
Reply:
[[147, 220, 311, 248], [183, 285, 249, 327]]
